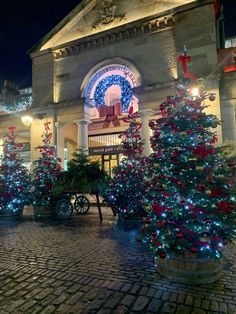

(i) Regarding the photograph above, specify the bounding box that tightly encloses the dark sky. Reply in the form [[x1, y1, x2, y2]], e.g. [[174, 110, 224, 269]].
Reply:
[[0, 0, 235, 89]]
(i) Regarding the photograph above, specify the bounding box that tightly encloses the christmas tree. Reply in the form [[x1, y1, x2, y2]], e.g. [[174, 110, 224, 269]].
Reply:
[[0, 126, 31, 216], [32, 122, 62, 206], [140, 54, 236, 260], [104, 106, 151, 218], [52, 148, 107, 196]]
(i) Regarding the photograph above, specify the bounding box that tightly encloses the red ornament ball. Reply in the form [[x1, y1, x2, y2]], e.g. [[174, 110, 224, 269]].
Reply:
[[209, 94, 216, 102], [159, 251, 167, 259], [197, 183, 206, 191], [149, 121, 155, 129], [189, 246, 198, 253], [176, 232, 184, 239], [227, 160, 235, 168], [157, 221, 165, 228]]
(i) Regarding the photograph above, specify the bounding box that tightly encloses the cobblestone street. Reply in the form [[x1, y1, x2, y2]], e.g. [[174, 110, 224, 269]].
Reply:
[[0, 206, 235, 314]]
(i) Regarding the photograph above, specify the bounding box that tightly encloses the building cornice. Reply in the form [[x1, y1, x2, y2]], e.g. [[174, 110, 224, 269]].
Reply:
[[28, 0, 95, 55], [52, 14, 175, 60], [30, 0, 213, 59]]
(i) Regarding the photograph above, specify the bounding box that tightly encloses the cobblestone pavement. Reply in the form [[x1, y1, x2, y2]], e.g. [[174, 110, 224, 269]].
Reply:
[[0, 206, 235, 314]]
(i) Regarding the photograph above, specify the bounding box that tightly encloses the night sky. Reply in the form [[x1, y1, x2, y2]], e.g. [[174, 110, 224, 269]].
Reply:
[[0, 0, 235, 89]]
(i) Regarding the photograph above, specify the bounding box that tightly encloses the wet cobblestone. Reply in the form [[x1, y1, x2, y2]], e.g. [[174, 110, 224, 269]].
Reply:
[[0, 206, 235, 313]]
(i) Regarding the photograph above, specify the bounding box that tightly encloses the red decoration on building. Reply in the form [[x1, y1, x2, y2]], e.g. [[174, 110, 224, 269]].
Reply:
[[221, 49, 236, 73], [177, 47, 197, 81], [98, 103, 121, 128], [214, 0, 220, 17]]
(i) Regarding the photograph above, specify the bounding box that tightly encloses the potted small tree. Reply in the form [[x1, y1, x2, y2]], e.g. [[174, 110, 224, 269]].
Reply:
[[0, 126, 31, 216], [103, 106, 151, 219], [140, 70, 236, 284], [52, 149, 108, 202], [31, 122, 62, 220]]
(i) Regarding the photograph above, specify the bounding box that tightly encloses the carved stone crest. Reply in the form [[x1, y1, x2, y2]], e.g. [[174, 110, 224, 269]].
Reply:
[[93, 0, 125, 29], [99, 0, 116, 24]]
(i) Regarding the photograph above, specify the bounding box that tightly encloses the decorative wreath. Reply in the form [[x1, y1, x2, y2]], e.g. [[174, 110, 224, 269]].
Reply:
[[93, 74, 133, 112]]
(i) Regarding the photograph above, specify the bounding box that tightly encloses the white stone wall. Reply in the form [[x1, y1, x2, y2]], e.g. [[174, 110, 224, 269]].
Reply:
[[175, 3, 217, 77], [220, 72, 236, 142], [32, 51, 54, 107]]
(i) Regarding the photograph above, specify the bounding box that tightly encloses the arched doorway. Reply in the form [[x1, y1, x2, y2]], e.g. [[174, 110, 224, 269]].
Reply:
[[84, 63, 140, 119], [81, 60, 141, 175]]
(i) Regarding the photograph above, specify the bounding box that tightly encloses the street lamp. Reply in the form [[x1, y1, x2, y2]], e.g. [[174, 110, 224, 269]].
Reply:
[[21, 115, 33, 127]]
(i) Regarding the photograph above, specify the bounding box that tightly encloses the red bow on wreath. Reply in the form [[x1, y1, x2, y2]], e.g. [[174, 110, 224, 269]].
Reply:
[[98, 103, 121, 128]]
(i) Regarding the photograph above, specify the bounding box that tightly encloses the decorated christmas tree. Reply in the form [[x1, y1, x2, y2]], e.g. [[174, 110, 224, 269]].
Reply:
[[140, 52, 236, 260], [0, 126, 31, 216], [32, 122, 62, 207], [104, 106, 151, 218]]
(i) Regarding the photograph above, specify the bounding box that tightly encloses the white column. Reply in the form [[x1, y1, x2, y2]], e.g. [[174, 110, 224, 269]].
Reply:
[[139, 109, 154, 156], [54, 122, 65, 167], [74, 119, 90, 154], [221, 100, 236, 142]]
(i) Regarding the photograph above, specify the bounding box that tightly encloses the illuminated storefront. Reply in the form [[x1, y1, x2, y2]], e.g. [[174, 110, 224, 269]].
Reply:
[[88, 132, 122, 174]]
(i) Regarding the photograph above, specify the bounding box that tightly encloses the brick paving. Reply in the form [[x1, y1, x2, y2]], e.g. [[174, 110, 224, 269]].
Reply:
[[0, 206, 235, 314]]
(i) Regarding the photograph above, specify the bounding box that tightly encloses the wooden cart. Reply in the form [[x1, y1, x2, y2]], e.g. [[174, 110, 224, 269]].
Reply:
[[54, 190, 103, 221]]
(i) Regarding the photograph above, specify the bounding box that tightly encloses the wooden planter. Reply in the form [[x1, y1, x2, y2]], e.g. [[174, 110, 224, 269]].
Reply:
[[33, 204, 54, 220], [156, 252, 223, 284], [0, 206, 24, 217]]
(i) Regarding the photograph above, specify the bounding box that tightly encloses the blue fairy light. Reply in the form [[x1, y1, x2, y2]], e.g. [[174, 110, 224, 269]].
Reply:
[[0, 95, 32, 113], [94, 75, 133, 112]]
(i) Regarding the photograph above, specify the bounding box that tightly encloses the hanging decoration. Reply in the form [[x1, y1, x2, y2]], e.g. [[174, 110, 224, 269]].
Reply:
[[177, 46, 197, 81], [0, 94, 33, 113], [93, 74, 133, 112]]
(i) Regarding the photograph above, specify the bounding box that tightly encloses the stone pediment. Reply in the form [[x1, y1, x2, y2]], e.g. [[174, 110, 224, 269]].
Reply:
[[34, 0, 196, 52]]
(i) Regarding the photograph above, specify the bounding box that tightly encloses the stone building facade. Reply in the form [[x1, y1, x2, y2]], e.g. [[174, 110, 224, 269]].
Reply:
[[0, 0, 235, 173]]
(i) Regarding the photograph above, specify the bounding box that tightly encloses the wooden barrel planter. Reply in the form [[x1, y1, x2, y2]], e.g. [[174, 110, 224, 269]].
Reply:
[[156, 252, 223, 284], [0, 208, 24, 217], [0, 205, 24, 217], [33, 204, 54, 221]]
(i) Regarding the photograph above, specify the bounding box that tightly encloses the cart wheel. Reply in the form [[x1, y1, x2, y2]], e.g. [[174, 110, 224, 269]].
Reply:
[[56, 198, 73, 219], [74, 195, 90, 214]]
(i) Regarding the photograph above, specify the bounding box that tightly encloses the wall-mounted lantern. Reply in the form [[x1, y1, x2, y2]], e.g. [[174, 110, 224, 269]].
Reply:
[[21, 115, 33, 127]]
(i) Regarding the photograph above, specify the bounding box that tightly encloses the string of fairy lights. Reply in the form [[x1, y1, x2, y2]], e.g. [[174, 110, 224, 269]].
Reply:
[[94, 74, 133, 112], [0, 94, 33, 113]]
